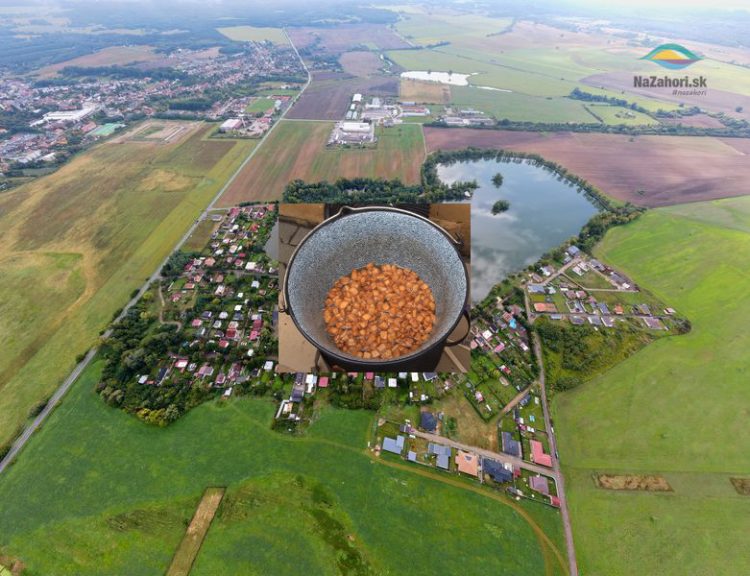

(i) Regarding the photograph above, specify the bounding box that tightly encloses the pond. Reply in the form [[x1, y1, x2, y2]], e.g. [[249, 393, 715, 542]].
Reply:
[[400, 70, 473, 86], [437, 158, 600, 302]]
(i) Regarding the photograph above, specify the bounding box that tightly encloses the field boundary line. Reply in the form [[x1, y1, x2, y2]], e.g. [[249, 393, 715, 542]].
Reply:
[[165, 487, 226, 576]]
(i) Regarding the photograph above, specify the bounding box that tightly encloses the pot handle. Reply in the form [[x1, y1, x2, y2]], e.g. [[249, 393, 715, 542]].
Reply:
[[450, 230, 465, 250], [445, 308, 471, 346]]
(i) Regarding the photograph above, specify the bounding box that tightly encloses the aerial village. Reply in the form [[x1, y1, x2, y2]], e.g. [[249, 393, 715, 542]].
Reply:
[[526, 245, 679, 331], [131, 204, 281, 398]]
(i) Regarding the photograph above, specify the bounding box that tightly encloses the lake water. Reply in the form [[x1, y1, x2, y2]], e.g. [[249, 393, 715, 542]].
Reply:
[[437, 158, 599, 302], [401, 70, 472, 86]]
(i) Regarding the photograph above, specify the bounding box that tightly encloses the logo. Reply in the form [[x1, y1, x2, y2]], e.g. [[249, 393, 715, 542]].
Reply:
[[640, 43, 702, 70]]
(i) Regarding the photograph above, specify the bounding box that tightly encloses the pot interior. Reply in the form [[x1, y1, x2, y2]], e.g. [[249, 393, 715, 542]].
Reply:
[[286, 209, 467, 364]]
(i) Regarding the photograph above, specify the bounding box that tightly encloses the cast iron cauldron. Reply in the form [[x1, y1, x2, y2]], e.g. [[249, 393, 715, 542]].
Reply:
[[281, 206, 469, 371]]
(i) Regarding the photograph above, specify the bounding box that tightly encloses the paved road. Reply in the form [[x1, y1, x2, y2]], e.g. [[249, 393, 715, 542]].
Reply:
[[0, 32, 311, 476], [409, 429, 555, 477], [530, 312, 579, 576], [539, 256, 581, 286]]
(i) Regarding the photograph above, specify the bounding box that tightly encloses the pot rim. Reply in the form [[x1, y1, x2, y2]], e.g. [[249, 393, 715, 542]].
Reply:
[[282, 205, 469, 367]]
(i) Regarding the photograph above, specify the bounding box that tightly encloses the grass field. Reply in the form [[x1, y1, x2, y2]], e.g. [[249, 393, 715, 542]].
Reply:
[[244, 97, 275, 113], [0, 124, 256, 450], [216, 26, 288, 45], [582, 104, 658, 126], [553, 196, 750, 575], [450, 86, 595, 123], [219, 120, 426, 206], [0, 360, 566, 575]]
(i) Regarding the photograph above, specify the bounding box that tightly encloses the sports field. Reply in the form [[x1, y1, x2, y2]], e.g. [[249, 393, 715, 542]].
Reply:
[[216, 26, 288, 45], [0, 360, 567, 576], [218, 120, 426, 206], [553, 196, 750, 575], [0, 123, 256, 451], [244, 97, 275, 114]]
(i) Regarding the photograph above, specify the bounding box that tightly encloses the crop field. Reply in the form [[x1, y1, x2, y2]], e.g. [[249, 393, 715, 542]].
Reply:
[[216, 26, 288, 45], [399, 78, 450, 104], [339, 50, 384, 77], [386, 14, 711, 121], [0, 361, 567, 576], [394, 12, 514, 47], [0, 124, 256, 450], [287, 24, 409, 54], [34, 45, 158, 77], [287, 73, 399, 120], [450, 86, 595, 123], [219, 120, 425, 206], [424, 127, 750, 207], [113, 120, 202, 144], [583, 71, 750, 120], [553, 196, 750, 576]]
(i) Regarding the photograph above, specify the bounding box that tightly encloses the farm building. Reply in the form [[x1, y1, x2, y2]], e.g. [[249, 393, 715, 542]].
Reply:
[[341, 122, 371, 133], [220, 118, 243, 132], [329, 120, 375, 145], [400, 105, 430, 117]]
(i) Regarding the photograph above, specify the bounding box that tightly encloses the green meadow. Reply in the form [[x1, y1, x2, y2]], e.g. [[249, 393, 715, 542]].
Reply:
[[553, 196, 750, 575], [216, 26, 288, 45], [0, 124, 256, 451], [450, 86, 595, 123], [0, 361, 566, 576]]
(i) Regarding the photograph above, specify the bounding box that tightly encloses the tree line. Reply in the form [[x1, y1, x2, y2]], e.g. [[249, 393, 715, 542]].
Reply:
[[283, 176, 478, 204]]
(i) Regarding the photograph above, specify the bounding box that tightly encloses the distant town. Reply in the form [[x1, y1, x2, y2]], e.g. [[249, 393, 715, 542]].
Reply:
[[0, 40, 304, 188]]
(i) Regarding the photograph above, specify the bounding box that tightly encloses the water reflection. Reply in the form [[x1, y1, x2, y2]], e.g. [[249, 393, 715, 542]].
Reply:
[[438, 158, 599, 301]]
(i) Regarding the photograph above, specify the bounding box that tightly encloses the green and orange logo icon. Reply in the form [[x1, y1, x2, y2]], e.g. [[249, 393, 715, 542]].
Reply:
[[640, 44, 702, 70]]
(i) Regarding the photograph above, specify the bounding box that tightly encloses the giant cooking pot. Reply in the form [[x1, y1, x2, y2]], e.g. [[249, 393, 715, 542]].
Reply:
[[282, 206, 469, 371]]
